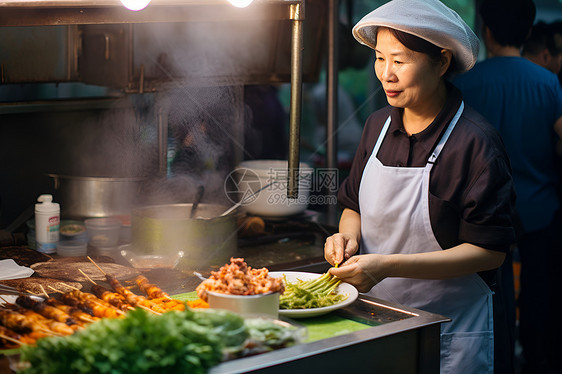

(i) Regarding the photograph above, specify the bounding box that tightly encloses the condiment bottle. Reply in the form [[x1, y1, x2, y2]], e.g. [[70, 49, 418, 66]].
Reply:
[[35, 194, 60, 254]]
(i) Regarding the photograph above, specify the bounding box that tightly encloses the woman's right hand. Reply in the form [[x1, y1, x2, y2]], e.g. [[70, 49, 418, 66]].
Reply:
[[324, 232, 359, 267]]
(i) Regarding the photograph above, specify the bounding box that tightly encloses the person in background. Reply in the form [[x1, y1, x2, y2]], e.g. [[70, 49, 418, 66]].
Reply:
[[522, 20, 562, 76], [453, 1, 562, 373], [324, 1, 517, 373], [243, 85, 287, 161]]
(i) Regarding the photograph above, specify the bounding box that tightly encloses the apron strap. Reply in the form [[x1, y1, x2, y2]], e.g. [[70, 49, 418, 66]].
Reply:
[[373, 116, 392, 156], [428, 101, 465, 165]]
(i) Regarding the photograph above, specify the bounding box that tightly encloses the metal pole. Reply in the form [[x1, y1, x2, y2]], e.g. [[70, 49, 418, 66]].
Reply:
[[156, 95, 168, 177], [326, 0, 339, 224], [288, 2, 304, 199]]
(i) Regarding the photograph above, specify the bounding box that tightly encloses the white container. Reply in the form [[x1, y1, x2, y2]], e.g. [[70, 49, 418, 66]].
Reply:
[[57, 240, 88, 257], [35, 194, 60, 254], [115, 215, 132, 244], [207, 291, 280, 318], [88, 244, 119, 260], [85, 217, 121, 247], [234, 160, 313, 217]]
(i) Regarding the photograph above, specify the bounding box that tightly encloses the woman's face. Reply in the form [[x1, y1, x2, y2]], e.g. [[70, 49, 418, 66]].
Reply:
[[374, 28, 445, 111]]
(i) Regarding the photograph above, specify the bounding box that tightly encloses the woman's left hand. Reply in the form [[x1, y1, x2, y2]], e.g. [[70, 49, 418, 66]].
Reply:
[[329, 244, 506, 293], [328, 254, 392, 293]]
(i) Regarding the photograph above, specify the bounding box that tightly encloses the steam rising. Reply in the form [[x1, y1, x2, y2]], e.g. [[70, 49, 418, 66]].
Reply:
[[66, 15, 279, 209]]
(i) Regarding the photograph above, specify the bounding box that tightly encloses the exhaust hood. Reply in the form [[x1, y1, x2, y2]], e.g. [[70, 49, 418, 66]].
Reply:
[[0, 0, 329, 201], [0, 1, 306, 27], [0, 0, 325, 89]]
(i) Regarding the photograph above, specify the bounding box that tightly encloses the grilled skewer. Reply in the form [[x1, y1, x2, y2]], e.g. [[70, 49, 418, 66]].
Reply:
[[58, 290, 123, 319], [105, 274, 164, 314], [135, 275, 171, 299], [37, 284, 97, 324], [134, 275, 185, 311], [86, 256, 163, 314], [0, 308, 34, 334], [3, 304, 73, 336], [43, 298, 98, 324], [0, 325, 27, 348], [16, 295, 79, 327], [90, 284, 133, 311]]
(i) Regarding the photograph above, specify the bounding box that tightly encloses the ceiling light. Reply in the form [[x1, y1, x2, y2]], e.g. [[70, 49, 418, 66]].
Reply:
[[227, 0, 254, 8], [120, 0, 152, 11]]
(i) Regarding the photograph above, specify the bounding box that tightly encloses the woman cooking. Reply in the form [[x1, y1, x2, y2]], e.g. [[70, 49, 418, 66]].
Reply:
[[324, 0, 516, 373]]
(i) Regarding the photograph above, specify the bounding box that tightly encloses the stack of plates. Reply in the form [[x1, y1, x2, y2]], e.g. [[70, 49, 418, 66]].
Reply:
[[56, 240, 88, 257], [88, 244, 119, 259]]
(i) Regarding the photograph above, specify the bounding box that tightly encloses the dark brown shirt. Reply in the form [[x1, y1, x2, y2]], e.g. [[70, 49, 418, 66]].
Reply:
[[338, 84, 517, 254]]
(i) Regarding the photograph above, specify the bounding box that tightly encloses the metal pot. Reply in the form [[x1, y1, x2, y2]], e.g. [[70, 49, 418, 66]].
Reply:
[[130, 203, 238, 271], [49, 174, 145, 219]]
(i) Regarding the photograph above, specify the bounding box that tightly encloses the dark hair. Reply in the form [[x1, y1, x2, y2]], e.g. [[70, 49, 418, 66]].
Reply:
[[377, 27, 457, 74], [523, 21, 562, 56], [479, 0, 536, 48]]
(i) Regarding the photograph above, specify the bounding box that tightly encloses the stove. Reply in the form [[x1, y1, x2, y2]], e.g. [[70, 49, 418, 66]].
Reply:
[[235, 210, 337, 273]]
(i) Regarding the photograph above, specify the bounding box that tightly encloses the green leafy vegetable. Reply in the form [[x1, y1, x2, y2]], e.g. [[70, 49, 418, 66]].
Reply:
[[19, 307, 246, 374], [279, 273, 348, 309], [17, 306, 304, 373], [244, 318, 305, 349]]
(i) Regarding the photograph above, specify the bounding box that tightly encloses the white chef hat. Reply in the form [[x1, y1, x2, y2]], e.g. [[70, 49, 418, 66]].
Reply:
[[352, 0, 479, 72]]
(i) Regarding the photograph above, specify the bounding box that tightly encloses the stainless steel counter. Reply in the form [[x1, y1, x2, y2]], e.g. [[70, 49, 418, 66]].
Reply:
[[144, 229, 449, 374], [211, 295, 450, 374], [1, 210, 450, 374]]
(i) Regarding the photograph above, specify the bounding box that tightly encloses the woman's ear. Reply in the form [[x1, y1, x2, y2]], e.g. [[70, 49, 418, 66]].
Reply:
[[440, 49, 453, 76]]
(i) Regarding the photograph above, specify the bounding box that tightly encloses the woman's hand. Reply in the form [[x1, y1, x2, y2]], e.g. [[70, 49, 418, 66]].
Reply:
[[328, 254, 392, 293], [324, 208, 362, 266], [324, 232, 359, 266], [326, 243, 506, 293]]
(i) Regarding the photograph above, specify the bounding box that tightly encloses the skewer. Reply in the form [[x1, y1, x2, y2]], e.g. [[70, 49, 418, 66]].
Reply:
[[89, 258, 166, 315], [0, 333, 24, 345], [135, 275, 173, 300], [87, 256, 106, 275], [60, 283, 80, 291], [47, 286, 63, 294], [40, 289, 97, 325], [1, 306, 66, 338], [86, 257, 161, 315], [90, 285, 135, 311], [136, 304, 162, 315], [38, 285, 49, 299], [39, 286, 94, 324], [59, 283, 126, 316], [0, 284, 37, 297], [78, 269, 98, 285], [36, 327, 64, 337], [0, 304, 64, 339]]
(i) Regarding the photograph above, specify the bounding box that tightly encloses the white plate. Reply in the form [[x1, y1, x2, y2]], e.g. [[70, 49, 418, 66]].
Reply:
[[269, 271, 358, 318]]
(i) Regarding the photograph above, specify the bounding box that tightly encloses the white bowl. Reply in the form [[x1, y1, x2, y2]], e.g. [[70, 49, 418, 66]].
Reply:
[[119, 246, 184, 270], [234, 160, 313, 217], [207, 291, 280, 318]]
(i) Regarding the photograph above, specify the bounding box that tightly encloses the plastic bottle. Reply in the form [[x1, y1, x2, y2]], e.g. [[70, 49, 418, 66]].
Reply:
[[35, 194, 60, 254]]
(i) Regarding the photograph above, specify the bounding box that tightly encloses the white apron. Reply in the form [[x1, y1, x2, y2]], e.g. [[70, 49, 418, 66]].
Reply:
[[358, 102, 494, 374]]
